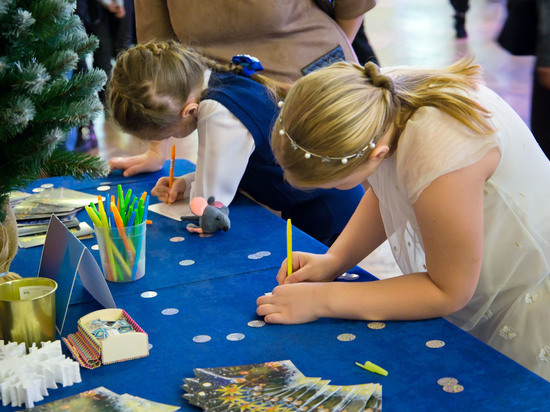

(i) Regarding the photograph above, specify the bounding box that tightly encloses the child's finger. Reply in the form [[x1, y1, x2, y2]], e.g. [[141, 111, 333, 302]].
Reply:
[[275, 261, 288, 284]]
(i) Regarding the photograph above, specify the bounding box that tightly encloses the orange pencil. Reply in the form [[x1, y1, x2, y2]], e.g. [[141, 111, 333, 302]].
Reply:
[[168, 145, 175, 205], [110, 202, 135, 262]]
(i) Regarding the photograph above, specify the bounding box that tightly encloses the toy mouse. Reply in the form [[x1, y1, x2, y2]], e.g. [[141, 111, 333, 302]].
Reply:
[[181, 196, 230, 234]]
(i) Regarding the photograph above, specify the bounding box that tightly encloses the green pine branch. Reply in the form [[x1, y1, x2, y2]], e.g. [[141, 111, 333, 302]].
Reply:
[[0, 0, 109, 223], [42, 148, 109, 181]]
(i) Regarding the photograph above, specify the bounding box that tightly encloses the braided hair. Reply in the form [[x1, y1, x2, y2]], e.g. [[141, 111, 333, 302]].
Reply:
[[109, 40, 289, 139]]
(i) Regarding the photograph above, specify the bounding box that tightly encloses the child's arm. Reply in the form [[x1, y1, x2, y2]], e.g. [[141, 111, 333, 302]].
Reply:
[[109, 140, 169, 177], [258, 148, 499, 324], [277, 188, 387, 284]]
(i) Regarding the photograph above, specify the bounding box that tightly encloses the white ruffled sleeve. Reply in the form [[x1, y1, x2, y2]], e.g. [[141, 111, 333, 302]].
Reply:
[[188, 99, 255, 206], [396, 106, 499, 203]]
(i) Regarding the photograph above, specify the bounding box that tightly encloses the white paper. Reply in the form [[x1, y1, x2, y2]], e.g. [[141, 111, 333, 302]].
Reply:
[[148, 200, 192, 221]]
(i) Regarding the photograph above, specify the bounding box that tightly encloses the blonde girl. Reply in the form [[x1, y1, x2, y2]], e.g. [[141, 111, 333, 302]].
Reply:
[[256, 59, 550, 381], [108, 41, 364, 245]]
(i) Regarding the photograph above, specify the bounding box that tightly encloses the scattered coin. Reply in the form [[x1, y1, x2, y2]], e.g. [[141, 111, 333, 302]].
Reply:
[[170, 236, 185, 242], [32, 187, 44, 193], [337, 333, 356, 342], [40, 183, 54, 188], [141, 291, 158, 298], [179, 259, 195, 266], [338, 273, 359, 280], [226, 333, 245, 341], [91, 244, 99, 251], [367, 322, 386, 330], [247, 320, 266, 328], [97, 185, 111, 191], [426, 340, 445, 348], [437, 377, 458, 387], [161, 308, 179, 315], [442, 384, 464, 394], [193, 335, 212, 343]]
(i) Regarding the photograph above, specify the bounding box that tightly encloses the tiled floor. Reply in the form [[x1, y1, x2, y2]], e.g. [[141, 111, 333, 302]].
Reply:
[[91, 0, 535, 279]]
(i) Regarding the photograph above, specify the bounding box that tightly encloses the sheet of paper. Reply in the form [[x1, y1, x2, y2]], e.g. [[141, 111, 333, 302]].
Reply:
[[148, 200, 192, 221]]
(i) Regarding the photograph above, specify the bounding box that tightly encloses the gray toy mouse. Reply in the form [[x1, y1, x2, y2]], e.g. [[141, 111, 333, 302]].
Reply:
[[181, 196, 230, 234]]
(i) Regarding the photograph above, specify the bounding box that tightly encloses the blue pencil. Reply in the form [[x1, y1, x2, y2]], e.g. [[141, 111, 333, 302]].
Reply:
[[127, 210, 136, 227], [142, 194, 150, 222]]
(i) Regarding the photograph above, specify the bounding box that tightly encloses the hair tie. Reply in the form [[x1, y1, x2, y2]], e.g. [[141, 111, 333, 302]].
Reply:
[[364, 62, 394, 93], [231, 55, 264, 77]]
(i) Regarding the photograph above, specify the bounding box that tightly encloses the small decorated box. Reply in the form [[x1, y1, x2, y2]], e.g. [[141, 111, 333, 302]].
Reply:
[[63, 308, 148, 369]]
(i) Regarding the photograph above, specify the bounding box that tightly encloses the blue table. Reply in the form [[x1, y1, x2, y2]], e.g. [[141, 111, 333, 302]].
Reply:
[[5, 160, 550, 411]]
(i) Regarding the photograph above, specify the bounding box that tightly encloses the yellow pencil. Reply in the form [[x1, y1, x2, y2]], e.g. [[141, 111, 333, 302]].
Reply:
[[287, 218, 292, 276]]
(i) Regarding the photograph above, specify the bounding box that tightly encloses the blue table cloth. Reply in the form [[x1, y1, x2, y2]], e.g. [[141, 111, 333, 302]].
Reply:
[[4, 160, 550, 411]]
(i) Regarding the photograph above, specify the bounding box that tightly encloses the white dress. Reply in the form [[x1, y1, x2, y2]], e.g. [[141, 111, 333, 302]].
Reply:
[[367, 85, 550, 381]]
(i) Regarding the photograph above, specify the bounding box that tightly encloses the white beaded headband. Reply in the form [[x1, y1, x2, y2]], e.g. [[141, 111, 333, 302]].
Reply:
[[277, 101, 376, 165]]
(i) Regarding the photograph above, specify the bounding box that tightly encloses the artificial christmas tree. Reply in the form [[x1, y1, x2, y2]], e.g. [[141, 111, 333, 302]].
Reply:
[[0, 0, 108, 271]]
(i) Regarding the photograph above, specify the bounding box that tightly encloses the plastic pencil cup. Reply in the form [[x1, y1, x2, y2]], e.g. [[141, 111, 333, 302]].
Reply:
[[94, 221, 146, 282], [0, 277, 57, 349]]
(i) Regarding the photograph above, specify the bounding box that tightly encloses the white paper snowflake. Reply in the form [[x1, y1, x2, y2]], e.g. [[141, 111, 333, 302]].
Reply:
[[0, 340, 81, 408]]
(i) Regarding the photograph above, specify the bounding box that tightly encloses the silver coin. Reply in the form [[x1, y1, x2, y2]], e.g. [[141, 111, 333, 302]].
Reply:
[[91, 244, 99, 251], [256, 251, 271, 257], [148, 343, 153, 350], [226, 333, 245, 341], [170, 236, 185, 242], [337, 333, 356, 342], [437, 377, 458, 387], [179, 259, 195, 266], [442, 384, 464, 394], [32, 187, 44, 193], [338, 273, 359, 280], [40, 183, 54, 188], [367, 322, 386, 330], [426, 340, 445, 348], [97, 185, 111, 191], [161, 308, 179, 315], [248, 253, 261, 260], [193, 335, 212, 343], [141, 291, 158, 298], [247, 320, 266, 328]]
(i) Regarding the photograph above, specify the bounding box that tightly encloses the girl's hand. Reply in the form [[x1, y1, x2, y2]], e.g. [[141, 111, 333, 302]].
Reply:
[[109, 149, 166, 177], [276, 252, 342, 285], [256, 283, 326, 324], [151, 177, 186, 203]]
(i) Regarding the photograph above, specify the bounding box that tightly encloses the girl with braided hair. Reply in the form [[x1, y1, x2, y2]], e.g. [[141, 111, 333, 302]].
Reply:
[[108, 40, 364, 245], [257, 59, 550, 381]]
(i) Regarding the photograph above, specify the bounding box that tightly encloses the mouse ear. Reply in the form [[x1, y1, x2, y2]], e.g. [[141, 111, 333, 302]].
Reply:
[[211, 200, 224, 209], [190, 197, 208, 216]]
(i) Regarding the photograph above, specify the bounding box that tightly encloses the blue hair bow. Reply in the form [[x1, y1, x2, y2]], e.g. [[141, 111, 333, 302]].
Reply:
[[231, 55, 264, 77]]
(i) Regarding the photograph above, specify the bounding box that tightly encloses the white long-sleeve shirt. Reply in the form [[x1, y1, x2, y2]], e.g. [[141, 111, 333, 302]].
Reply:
[[181, 70, 256, 206]]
